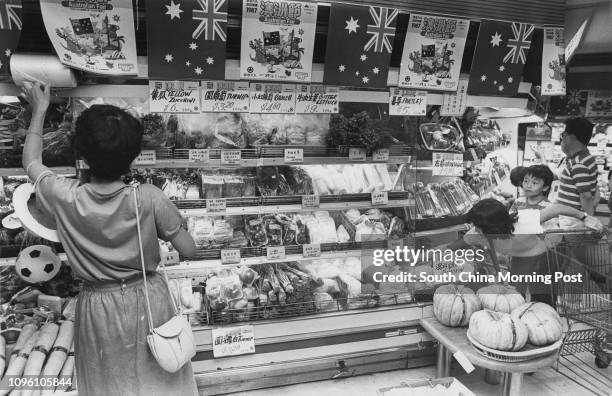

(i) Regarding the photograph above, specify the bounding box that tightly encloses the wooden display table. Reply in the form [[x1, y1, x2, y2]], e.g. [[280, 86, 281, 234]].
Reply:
[[420, 317, 559, 396]]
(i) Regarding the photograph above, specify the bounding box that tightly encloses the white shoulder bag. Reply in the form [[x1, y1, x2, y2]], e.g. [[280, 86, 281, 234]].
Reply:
[[132, 185, 196, 373]]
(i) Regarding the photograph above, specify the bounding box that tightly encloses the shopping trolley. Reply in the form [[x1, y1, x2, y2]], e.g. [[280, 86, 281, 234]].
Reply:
[[545, 234, 612, 395]]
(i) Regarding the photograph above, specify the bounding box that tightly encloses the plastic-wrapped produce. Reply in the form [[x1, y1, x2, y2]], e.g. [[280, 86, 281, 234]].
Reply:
[[280, 167, 314, 195], [241, 114, 285, 146], [295, 217, 308, 245], [428, 184, 453, 216], [325, 166, 349, 194], [374, 164, 394, 191], [362, 165, 385, 191], [242, 176, 257, 197], [212, 219, 233, 244], [205, 277, 227, 311], [256, 167, 280, 196], [441, 181, 468, 214], [456, 179, 479, 202], [229, 230, 248, 248], [388, 217, 406, 238], [185, 185, 200, 200], [202, 176, 224, 199], [244, 216, 268, 247], [414, 183, 435, 218], [264, 216, 283, 246], [222, 176, 244, 198], [188, 216, 214, 248], [336, 225, 351, 243], [305, 212, 337, 244], [276, 214, 297, 246], [355, 219, 386, 242], [345, 209, 361, 224]]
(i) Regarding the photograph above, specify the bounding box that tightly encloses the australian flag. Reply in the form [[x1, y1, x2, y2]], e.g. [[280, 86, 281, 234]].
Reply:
[[70, 18, 94, 35], [0, 0, 22, 77], [467, 20, 535, 96], [323, 3, 398, 88], [549, 90, 588, 116], [263, 31, 280, 46], [421, 44, 435, 58], [146, 0, 228, 79]]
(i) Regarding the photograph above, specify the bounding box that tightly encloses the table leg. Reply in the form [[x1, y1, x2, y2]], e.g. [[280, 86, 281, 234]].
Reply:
[[436, 344, 451, 378], [500, 372, 523, 396]]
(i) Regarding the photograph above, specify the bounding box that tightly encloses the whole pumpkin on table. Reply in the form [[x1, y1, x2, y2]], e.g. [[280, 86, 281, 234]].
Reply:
[[433, 284, 482, 327], [468, 309, 529, 351], [511, 302, 564, 346], [477, 284, 525, 313]]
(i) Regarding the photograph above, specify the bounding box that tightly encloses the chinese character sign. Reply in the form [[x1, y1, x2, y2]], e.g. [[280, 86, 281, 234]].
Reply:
[[398, 14, 469, 91], [541, 28, 565, 96], [240, 0, 317, 82]]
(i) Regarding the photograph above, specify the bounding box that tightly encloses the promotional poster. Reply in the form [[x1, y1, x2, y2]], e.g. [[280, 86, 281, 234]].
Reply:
[[240, 0, 317, 82], [541, 27, 566, 96]]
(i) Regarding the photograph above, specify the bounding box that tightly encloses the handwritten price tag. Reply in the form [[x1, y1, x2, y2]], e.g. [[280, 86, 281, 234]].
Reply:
[[189, 149, 209, 163], [432, 153, 463, 176], [440, 79, 469, 116], [221, 249, 241, 264], [221, 150, 242, 166], [149, 80, 200, 113], [201, 80, 250, 113], [389, 89, 427, 116], [212, 325, 255, 358], [266, 246, 286, 260], [133, 150, 157, 166], [207, 198, 227, 212], [295, 85, 339, 114], [302, 244, 321, 258], [373, 148, 390, 162], [349, 148, 367, 161], [284, 148, 304, 163], [249, 83, 296, 113], [301, 195, 320, 208], [371, 191, 388, 205]]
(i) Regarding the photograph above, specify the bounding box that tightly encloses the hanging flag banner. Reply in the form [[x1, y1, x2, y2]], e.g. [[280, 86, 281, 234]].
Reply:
[[149, 81, 201, 113], [467, 20, 535, 96], [146, 0, 227, 80], [0, 0, 22, 77], [565, 18, 588, 65], [440, 78, 469, 116], [585, 90, 612, 117], [295, 85, 339, 114], [201, 81, 250, 112], [398, 14, 469, 92], [323, 4, 398, 88], [40, 0, 138, 75], [549, 90, 588, 116], [249, 83, 296, 113], [389, 88, 427, 116], [541, 27, 566, 96], [240, 0, 317, 82]]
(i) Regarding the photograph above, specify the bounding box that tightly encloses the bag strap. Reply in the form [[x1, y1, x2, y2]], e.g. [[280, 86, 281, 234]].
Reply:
[[131, 185, 179, 335], [485, 236, 502, 276]]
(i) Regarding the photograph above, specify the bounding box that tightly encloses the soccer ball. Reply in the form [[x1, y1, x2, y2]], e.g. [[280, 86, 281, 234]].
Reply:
[[15, 245, 61, 284]]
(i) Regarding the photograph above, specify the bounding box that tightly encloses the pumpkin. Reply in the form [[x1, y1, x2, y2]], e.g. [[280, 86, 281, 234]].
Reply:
[[477, 284, 525, 313], [433, 284, 482, 327], [468, 310, 528, 351], [511, 302, 563, 346]]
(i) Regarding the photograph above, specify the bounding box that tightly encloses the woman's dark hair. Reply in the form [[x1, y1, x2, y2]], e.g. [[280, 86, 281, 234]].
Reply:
[[74, 105, 143, 180], [524, 165, 554, 196], [466, 198, 517, 237], [510, 166, 527, 187]]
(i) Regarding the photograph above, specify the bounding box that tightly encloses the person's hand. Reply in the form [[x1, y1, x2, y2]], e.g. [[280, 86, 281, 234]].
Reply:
[[583, 215, 604, 232], [21, 81, 50, 115]]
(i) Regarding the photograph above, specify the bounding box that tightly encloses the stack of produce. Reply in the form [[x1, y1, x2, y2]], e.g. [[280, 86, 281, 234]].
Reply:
[[303, 164, 394, 195], [167, 278, 202, 314], [419, 122, 464, 152], [243, 114, 330, 146], [412, 180, 479, 219], [466, 119, 505, 153]]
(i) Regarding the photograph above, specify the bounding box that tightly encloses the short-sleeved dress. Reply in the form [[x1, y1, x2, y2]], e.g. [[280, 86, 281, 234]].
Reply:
[[35, 172, 198, 396]]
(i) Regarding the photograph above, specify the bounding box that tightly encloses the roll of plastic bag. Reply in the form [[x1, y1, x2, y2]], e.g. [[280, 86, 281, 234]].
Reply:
[[10, 53, 77, 88]]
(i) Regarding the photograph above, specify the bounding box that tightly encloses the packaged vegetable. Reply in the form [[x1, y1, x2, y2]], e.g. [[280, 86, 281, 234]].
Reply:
[[256, 167, 280, 196], [238, 266, 259, 286], [345, 209, 361, 224], [201, 176, 224, 199], [314, 292, 335, 311], [212, 219, 232, 244], [222, 176, 244, 198], [264, 216, 283, 246], [336, 225, 351, 243], [229, 230, 248, 248], [315, 278, 340, 295], [244, 216, 268, 247], [188, 216, 214, 248]]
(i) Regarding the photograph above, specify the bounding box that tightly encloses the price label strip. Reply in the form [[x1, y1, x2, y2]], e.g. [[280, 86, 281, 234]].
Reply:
[[295, 85, 339, 114], [302, 195, 320, 209], [349, 148, 367, 161], [221, 249, 241, 264], [221, 150, 242, 166], [267, 246, 286, 260], [149, 80, 201, 113], [249, 83, 296, 114], [284, 148, 304, 163], [133, 150, 157, 166], [200, 80, 250, 113], [189, 149, 209, 163], [207, 198, 227, 213], [373, 148, 390, 162], [432, 152, 463, 176], [371, 191, 389, 206], [389, 89, 427, 116], [302, 243, 321, 258]]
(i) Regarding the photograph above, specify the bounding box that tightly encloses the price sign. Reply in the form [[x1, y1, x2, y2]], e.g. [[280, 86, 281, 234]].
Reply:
[[201, 80, 250, 113], [302, 244, 321, 258], [301, 195, 320, 208], [432, 152, 463, 176], [189, 149, 209, 163], [212, 325, 255, 358], [440, 79, 469, 116], [249, 83, 296, 113], [373, 148, 390, 162], [349, 148, 367, 161], [266, 246, 286, 260], [221, 150, 242, 166], [133, 150, 157, 166], [389, 89, 427, 116], [295, 85, 339, 114], [149, 80, 201, 113], [284, 148, 304, 163], [207, 198, 227, 212], [221, 249, 241, 264], [371, 191, 388, 206]]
